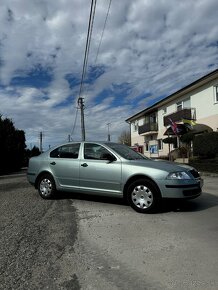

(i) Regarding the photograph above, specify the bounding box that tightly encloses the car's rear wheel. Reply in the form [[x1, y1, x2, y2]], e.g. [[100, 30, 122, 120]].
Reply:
[[127, 178, 161, 213], [38, 174, 56, 199]]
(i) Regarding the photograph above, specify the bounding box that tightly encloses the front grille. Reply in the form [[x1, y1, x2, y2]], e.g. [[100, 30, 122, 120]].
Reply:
[[183, 187, 201, 197], [189, 169, 200, 179]]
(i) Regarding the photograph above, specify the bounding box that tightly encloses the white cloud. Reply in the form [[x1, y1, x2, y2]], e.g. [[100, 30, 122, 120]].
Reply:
[[0, 0, 218, 148]]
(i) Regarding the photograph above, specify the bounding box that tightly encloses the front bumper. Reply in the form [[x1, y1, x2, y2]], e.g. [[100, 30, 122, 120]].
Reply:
[[159, 178, 203, 199]]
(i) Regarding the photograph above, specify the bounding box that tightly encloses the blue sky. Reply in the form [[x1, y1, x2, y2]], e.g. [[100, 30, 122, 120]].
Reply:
[[0, 0, 218, 149]]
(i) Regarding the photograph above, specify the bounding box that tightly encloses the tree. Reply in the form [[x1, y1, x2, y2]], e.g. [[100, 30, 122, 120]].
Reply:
[[118, 130, 131, 146], [0, 115, 26, 174], [24, 146, 41, 166]]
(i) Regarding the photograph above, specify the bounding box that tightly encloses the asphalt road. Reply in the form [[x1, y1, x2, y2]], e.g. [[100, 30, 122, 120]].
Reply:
[[0, 174, 79, 290], [0, 174, 218, 290]]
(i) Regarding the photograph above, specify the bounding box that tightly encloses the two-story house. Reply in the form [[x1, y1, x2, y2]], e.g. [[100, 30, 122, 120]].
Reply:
[[126, 69, 218, 158]]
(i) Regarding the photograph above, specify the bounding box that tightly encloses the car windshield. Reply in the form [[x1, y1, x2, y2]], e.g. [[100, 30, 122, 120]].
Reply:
[[106, 143, 149, 160]]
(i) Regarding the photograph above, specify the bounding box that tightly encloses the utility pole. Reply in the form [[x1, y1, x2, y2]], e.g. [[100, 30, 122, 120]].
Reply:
[[39, 131, 43, 153], [107, 123, 111, 141], [78, 97, 86, 141]]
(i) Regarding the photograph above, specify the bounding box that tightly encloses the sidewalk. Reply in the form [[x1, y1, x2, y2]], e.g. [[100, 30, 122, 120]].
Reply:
[[201, 171, 218, 178]]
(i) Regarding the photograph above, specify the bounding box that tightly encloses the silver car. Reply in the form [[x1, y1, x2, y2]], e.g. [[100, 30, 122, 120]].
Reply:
[[27, 142, 203, 213]]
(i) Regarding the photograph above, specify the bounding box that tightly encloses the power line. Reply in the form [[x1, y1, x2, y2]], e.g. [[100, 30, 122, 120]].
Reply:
[[95, 0, 112, 64], [77, 0, 97, 141], [78, 0, 97, 99]]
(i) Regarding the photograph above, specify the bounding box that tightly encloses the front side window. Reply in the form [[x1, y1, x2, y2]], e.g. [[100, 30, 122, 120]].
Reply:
[[50, 143, 80, 159], [84, 143, 113, 160]]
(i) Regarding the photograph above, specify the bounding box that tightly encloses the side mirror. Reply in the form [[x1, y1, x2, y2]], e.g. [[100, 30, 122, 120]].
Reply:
[[100, 153, 116, 162]]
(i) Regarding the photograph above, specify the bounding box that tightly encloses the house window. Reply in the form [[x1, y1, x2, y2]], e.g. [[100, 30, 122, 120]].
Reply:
[[176, 101, 183, 111], [144, 113, 157, 124], [183, 97, 191, 108], [150, 114, 156, 124], [145, 142, 149, 152], [157, 139, 163, 150], [214, 86, 218, 103], [163, 107, 167, 114], [176, 97, 191, 111], [132, 121, 138, 132]]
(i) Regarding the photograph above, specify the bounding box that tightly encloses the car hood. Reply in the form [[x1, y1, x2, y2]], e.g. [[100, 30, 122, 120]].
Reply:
[[127, 159, 194, 172]]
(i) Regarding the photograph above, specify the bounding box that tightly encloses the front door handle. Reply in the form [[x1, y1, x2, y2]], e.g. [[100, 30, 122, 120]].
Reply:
[[81, 163, 88, 167], [50, 162, 56, 165]]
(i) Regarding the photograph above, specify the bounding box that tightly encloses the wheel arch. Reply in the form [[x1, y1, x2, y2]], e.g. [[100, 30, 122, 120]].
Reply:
[[123, 174, 161, 199], [35, 171, 55, 189]]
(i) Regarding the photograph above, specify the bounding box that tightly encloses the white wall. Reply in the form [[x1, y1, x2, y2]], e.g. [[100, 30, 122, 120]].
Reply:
[[129, 74, 218, 157]]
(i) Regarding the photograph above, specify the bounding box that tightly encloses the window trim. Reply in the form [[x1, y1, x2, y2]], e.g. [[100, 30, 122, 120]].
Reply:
[[214, 86, 218, 103]]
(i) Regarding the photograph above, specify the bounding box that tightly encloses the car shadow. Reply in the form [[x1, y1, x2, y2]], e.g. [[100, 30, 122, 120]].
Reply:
[[54, 191, 128, 207], [160, 192, 218, 213], [52, 191, 218, 213]]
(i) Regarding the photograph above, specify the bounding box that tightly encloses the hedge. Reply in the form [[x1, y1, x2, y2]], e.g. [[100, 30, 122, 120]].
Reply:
[[193, 132, 218, 158]]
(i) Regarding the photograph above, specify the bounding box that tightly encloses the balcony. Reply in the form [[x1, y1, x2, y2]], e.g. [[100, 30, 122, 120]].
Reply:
[[163, 108, 196, 126], [138, 123, 158, 135]]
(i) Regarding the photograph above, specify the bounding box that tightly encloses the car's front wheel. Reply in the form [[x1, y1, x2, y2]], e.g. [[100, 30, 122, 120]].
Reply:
[[37, 174, 56, 199], [127, 178, 161, 213]]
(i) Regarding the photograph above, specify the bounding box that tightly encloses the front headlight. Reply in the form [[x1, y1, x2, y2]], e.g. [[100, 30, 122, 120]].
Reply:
[[167, 171, 191, 180]]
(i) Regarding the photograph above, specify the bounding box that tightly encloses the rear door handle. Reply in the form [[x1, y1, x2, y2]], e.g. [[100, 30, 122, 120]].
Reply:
[[50, 162, 56, 165], [81, 163, 88, 167]]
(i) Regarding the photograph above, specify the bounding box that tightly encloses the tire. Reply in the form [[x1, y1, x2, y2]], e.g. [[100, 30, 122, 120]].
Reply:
[[127, 178, 161, 213], [37, 174, 56, 199]]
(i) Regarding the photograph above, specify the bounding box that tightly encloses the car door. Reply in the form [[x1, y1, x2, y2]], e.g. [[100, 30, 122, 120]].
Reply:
[[49, 143, 81, 189], [79, 143, 122, 195]]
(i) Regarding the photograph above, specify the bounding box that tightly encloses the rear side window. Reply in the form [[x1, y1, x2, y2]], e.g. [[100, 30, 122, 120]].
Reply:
[[50, 143, 80, 159]]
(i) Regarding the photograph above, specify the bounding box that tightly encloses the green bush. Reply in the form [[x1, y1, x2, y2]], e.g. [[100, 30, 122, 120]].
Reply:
[[189, 157, 218, 174], [193, 132, 218, 158]]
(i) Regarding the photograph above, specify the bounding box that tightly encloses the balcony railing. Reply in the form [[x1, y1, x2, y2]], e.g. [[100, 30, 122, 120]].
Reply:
[[163, 108, 196, 126], [138, 123, 158, 135]]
